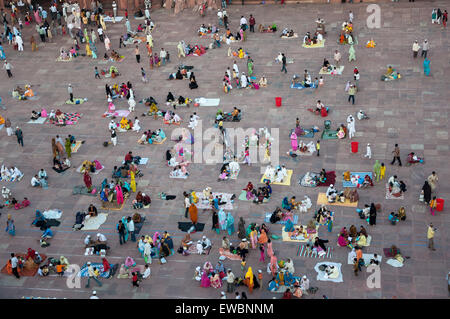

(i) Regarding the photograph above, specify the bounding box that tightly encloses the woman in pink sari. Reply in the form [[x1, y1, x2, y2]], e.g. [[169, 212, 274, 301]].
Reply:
[[115, 184, 123, 205], [34, 10, 42, 24], [200, 270, 211, 288], [84, 171, 92, 191], [290, 131, 298, 151], [210, 272, 222, 288], [266, 238, 274, 258], [104, 36, 111, 51]]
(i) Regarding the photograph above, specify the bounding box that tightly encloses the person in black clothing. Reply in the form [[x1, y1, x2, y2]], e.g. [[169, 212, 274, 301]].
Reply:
[[369, 203, 377, 225], [117, 220, 126, 244], [281, 53, 287, 73]]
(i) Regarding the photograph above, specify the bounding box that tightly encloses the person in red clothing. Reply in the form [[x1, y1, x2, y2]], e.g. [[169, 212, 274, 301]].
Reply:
[[125, 9, 128, 19], [132, 272, 139, 287], [125, 151, 133, 164], [249, 14, 256, 32]]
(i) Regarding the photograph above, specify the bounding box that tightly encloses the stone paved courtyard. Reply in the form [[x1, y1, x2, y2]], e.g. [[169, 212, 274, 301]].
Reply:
[[0, 1, 449, 299]]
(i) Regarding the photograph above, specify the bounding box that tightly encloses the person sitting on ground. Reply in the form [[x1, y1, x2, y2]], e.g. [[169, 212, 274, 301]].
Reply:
[[31, 174, 41, 187], [388, 212, 399, 225], [88, 204, 98, 217], [31, 110, 40, 120]]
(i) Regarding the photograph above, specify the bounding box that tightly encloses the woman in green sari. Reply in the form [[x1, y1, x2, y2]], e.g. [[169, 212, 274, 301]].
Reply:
[[64, 138, 72, 158], [247, 59, 254, 76], [373, 160, 381, 182]]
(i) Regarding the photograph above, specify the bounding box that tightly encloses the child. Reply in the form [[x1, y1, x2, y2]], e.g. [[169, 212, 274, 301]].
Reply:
[[380, 163, 386, 180], [318, 76, 324, 88], [56, 262, 65, 277], [94, 67, 100, 79], [132, 272, 139, 287], [430, 196, 437, 216], [240, 258, 246, 273], [257, 270, 263, 290], [316, 140, 320, 156], [314, 77, 319, 89], [326, 216, 333, 232]]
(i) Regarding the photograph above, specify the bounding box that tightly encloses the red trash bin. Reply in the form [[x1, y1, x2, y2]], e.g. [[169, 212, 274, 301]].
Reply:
[[275, 97, 282, 107], [436, 198, 444, 212], [351, 141, 358, 153]]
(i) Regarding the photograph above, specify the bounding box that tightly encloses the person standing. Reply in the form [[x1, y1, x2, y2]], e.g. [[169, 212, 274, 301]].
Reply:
[[249, 14, 255, 32], [141, 67, 147, 82], [117, 220, 126, 245], [15, 126, 23, 147], [429, 196, 437, 216], [412, 40, 420, 58], [349, 10, 354, 23], [160, 48, 167, 65], [3, 60, 13, 78], [184, 192, 191, 218], [90, 291, 99, 299], [68, 84, 73, 102], [316, 140, 320, 156], [427, 223, 436, 251], [226, 269, 235, 293], [85, 261, 103, 288], [364, 143, 372, 159], [427, 171, 438, 192], [5, 118, 12, 136], [10, 253, 20, 278], [257, 269, 263, 290], [443, 10, 448, 28], [217, 9, 223, 26], [112, 1, 117, 19], [421, 39, 429, 58], [281, 53, 287, 73], [94, 67, 100, 79], [334, 49, 341, 67], [127, 216, 135, 242], [223, 13, 229, 29], [391, 144, 402, 166], [348, 44, 356, 62], [135, 46, 140, 63], [348, 84, 356, 104]]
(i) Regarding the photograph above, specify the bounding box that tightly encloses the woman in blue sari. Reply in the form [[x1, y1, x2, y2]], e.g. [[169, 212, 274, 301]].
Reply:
[[285, 218, 295, 233], [120, 216, 129, 241], [423, 58, 431, 76], [32, 210, 45, 225], [226, 212, 235, 235]]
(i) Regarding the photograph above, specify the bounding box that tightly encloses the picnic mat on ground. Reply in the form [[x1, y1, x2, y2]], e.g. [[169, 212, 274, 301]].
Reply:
[[187, 244, 211, 255], [265, 213, 298, 225], [48, 113, 82, 125], [101, 198, 127, 211], [82, 213, 108, 231], [319, 65, 344, 75], [27, 117, 47, 124], [343, 172, 372, 188], [302, 40, 325, 48], [314, 262, 343, 283], [317, 193, 358, 207], [260, 169, 293, 186], [290, 83, 316, 90], [319, 171, 336, 187], [238, 190, 269, 203], [134, 217, 146, 235], [139, 158, 149, 165], [219, 248, 241, 260], [385, 184, 405, 199], [56, 56, 73, 62], [72, 185, 98, 196], [1, 254, 47, 277], [170, 174, 188, 179], [301, 129, 315, 138], [65, 98, 86, 105], [196, 192, 234, 210], [76, 165, 104, 175], [383, 248, 401, 258], [152, 137, 167, 145], [297, 245, 333, 259], [282, 225, 318, 243], [194, 98, 220, 107], [43, 209, 63, 219], [103, 110, 130, 118], [71, 141, 82, 153], [321, 129, 338, 139], [178, 222, 205, 232], [347, 252, 381, 265], [386, 259, 404, 267], [78, 262, 111, 278], [104, 16, 124, 22]]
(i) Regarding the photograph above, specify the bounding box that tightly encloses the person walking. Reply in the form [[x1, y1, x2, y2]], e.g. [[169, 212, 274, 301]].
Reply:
[[334, 49, 341, 66], [391, 144, 402, 166], [5, 118, 12, 135], [3, 60, 12, 78], [364, 143, 372, 159], [429, 196, 437, 216], [10, 253, 20, 279], [127, 216, 136, 242], [112, 1, 117, 19], [110, 129, 117, 146], [117, 220, 126, 245], [94, 67, 100, 79], [135, 45, 140, 63], [316, 140, 320, 157], [15, 126, 23, 147], [348, 84, 356, 105], [281, 53, 287, 73], [68, 84, 73, 102], [412, 40, 420, 58], [226, 269, 235, 293], [427, 223, 436, 251], [160, 48, 167, 65], [85, 261, 103, 288], [421, 39, 429, 58]]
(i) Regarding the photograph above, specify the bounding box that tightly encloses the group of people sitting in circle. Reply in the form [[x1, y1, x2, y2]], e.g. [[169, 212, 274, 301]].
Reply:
[[339, 21, 355, 45], [31, 169, 48, 188], [258, 23, 277, 33], [337, 225, 369, 249], [104, 50, 123, 62], [326, 184, 345, 203], [166, 91, 192, 108], [280, 28, 295, 38], [314, 204, 334, 225], [1, 165, 24, 182], [263, 165, 289, 184], [168, 66, 194, 81], [243, 181, 272, 204], [138, 129, 166, 145], [381, 65, 402, 81], [12, 84, 34, 100], [163, 110, 182, 124], [388, 175, 407, 197], [292, 69, 316, 88], [132, 191, 152, 209], [303, 31, 324, 45], [215, 108, 242, 124], [198, 23, 219, 36]]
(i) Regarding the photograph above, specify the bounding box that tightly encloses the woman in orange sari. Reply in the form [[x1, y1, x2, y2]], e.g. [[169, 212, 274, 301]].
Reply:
[[244, 267, 254, 293], [189, 204, 198, 224], [258, 229, 268, 245]]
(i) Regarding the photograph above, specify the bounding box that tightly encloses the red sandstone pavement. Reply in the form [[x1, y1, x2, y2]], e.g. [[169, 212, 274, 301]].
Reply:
[[0, 2, 449, 299]]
